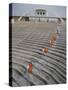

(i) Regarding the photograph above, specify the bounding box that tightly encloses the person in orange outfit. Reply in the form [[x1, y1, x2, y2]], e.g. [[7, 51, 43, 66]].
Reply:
[[28, 63, 33, 73], [42, 48, 48, 54], [48, 33, 57, 47]]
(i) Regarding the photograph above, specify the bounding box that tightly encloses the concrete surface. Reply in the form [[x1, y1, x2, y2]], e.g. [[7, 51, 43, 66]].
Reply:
[[10, 21, 66, 86]]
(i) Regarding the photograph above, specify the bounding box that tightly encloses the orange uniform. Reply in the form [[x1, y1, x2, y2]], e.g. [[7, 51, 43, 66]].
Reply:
[[42, 48, 48, 53], [28, 63, 33, 73]]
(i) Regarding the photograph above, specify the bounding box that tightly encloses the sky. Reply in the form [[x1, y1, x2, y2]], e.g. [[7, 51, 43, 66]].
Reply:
[[9, 3, 66, 18]]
